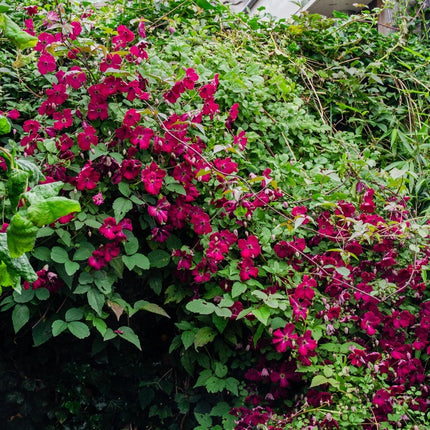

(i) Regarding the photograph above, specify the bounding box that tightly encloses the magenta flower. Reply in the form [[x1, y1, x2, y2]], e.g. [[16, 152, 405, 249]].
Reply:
[[37, 52, 56, 75], [238, 258, 258, 282], [238, 235, 261, 259], [123, 109, 141, 127], [147, 197, 170, 224], [77, 126, 98, 151], [53, 109, 73, 130], [100, 53, 122, 73], [76, 164, 100, 190], [141, 161, 166, 195], [120, 159, 142, 181], [92, 192, 104, 206], [272, 323, 297, 353]]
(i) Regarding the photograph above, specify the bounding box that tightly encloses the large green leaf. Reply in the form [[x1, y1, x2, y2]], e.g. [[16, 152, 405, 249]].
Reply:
[[118, 326, 142, 350], [23, 182, 64, 205], [0, 13, 37, 49], [12, 304, 29, 333], [0, 115, 11, 135], [27, 197, 81, 227], [7, 170, 29, 211], [0, 235, 37, 284], [6, 214, 38, 258]]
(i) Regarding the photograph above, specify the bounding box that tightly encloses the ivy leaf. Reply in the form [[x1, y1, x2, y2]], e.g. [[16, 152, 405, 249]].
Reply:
[[113, 197, 133, 221], [7, 213, 38, 257], [186, 299, 217, 315], [148, 249, 170, 268], [118, 326, 142, 350], [27, 197, 81, 227], [68, 321, 90, 339], [194, 326, 217, 349], [52, 320, 68, 337], [12, 304, 29, 333]]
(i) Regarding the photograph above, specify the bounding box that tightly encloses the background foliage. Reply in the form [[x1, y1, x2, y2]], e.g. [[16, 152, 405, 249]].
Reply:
[[0, 0, 429, 429]]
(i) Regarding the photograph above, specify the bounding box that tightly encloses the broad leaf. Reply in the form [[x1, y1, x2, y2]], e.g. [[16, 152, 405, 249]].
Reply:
[[7, 213, 38, 257], [68, 321, 90, 339], [27, 197, 81, 227], [12, 304, 29, 333], [118, 326, 142, 350]]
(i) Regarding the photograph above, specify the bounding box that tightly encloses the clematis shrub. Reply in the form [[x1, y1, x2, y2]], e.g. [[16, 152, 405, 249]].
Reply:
[[0, 0, 429, 428]]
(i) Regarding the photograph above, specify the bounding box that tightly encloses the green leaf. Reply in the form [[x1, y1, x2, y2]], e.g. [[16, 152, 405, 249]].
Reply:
[[205, 376, 224, 393], [7, 170, 29, 211], [87, 289, 105, 315], [133, 300, 170, 318], [310, 374, 329, 388], [0, 115, 11, 135], [252, 304, 271, 325], [13, 288, 34, 303], [0, 234, 37, 282], [194, 326, 217, 349], [65, 307, 84, 322], [35, 288, 50, 300], [27, 197, 81, 227], [194, 0, 216, 10], [214, 362, 228, 378], [124, 236, 139, 255], [65, 260, 80, 276], [23, 182, 64, 205], [92, 317, 107, 336], [186, 299, 217, 315], [231, 282, 247, 298], [51, 246, 69, 264], [224, 377, 239, 396], [181, 330, 196, 349], [6, 213, 38, 257], [68, 321, 90, 339], [210, 402, 231, 416], [118, 326, 142, 350], [113, 197, 133, 221], [32, 319, 52, 346], [12, 304, 29, 333], [52, 320, 68, 336], [166, 182, 186, 195], [73, 243, 95, 260], [1, 14, 37, 49], [122, 253, 150, 271], [148, 249, 170, 268]]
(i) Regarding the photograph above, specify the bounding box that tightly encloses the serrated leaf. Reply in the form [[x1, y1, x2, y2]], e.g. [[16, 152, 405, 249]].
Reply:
[[224, 377, 239, 396], [118, 326, 141, 350], [210, 402, 231, 416], [205, 376, 224, 393], [310, 374, 329, 388], [113, 197, 133, 221], [52, 319, 68, 336], [12, 304, 29, 333], [186, 299, 216, 315], [214, 362, 228, 378], [194, 326, 217, 349], [148, 249, 170, 268], [68, 321, 90, 339]]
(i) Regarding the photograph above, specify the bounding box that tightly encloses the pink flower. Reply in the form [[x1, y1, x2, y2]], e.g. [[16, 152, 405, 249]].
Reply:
[[87, 101, 109, 121], [238, 258, 258, 282], [361, 311, 381, 336], [37, 52, 56, 75], [92, 192, 104, 206], [147, 197, 170, 224], [141, 162, 166, 195], [64, 67, 87, 89], [190, 209, 212, 235], [272, 323, 297, 353], [360, 188, 376, 213], [120, 159, 142, 180], [123, 109, 141, 127], [297, 330, 317, 365], [7, 109, 20, 120]]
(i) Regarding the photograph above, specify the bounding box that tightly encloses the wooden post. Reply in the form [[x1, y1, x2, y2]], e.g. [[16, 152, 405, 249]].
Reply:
[[377, 0, 400, 34]]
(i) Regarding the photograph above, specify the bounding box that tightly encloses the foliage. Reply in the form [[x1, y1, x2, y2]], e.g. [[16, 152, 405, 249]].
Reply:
[[0, 0, 429, 429]]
